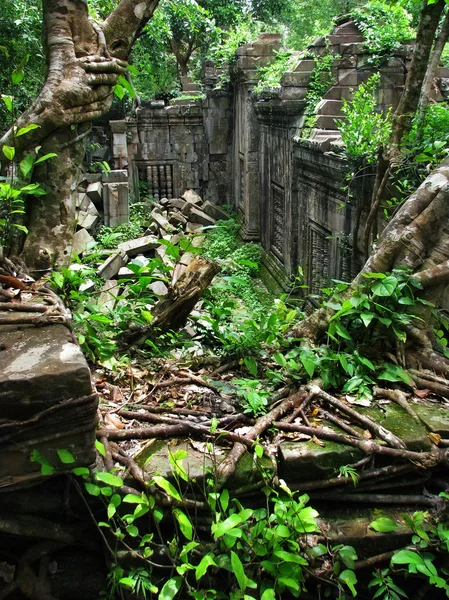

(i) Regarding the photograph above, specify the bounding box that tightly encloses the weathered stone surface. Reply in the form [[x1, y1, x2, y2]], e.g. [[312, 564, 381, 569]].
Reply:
[[86, 182, 102, 204], [0, 325, 93, 420], [103, 182, 129, 228], [189, 206, 216, 226], [97, 251, 128, 280], [181, 189, 202, 205], [76, 210, 99, 230], [97, 280, 121, 311], [149, 281, 169, 296], [152, 212, 176, 233], [201, 201, 229, 221], [279, 440, 363, 483], [72, 228, 94, 256], [118, 235, 159, 257]]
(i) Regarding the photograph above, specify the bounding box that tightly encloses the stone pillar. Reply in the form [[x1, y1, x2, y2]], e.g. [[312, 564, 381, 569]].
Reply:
[[103, 179, 129, 228], [232, 33, 282, 241], [110, 120, 128, 170]]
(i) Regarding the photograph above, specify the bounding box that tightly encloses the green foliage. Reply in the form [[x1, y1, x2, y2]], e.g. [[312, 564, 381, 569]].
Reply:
[[337, 73, 392, 163], [352, 0, 414, 63], [302, 51, 336, 135], [0, 0, 44, 132], [254, 50, 297, 93]]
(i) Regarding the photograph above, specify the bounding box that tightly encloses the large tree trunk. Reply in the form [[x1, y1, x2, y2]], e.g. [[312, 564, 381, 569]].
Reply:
[[0, 0, 160, 269]]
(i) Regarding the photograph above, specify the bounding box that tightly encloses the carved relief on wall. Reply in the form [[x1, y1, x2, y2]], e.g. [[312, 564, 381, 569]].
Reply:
[[147, 164, 174, 200], [239, 155, 245, 209], [271, 182, 285, 261]]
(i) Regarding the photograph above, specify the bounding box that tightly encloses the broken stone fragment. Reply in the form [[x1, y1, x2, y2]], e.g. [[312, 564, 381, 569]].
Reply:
[[118, 235, 159, 257], [79, 279, 96, 293], [201, 201, 229, 222], [149, 281, 169, 296], [181, 189, 202, 205], [86, 182, 103, 204], [72, 229, 95, 257], [97, 251, 128, 280], [169, 211, 188, 226], [76, 210, 99, 231], [186, 222, 204, 233], [151, 204, 163, 216], [169, 198, 188, 211], [191, 235, 205, 248], [180, 252, 195, 266], [189, 206, 216, 227], [151, 212, 176, 234], [97, 280, 121, 311], [77, 192, 90, 210], [171, 263, 187, 285]]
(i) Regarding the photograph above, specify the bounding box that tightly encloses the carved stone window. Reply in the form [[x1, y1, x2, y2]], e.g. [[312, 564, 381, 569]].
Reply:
[[147, 164, 173, 199], [308, 222, 331, 293], [271, 182, 285, 261]]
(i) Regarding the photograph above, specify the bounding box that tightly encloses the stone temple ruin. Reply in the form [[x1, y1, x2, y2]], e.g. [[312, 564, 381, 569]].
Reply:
[[81, 19, 449, 295], [2, 21, 449, 596]]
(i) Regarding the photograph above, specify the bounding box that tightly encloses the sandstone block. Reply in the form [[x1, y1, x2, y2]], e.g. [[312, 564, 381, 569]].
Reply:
[[188, 207, 216, 227], [97, 251, 128, 280], [118, 235, 159, 257]]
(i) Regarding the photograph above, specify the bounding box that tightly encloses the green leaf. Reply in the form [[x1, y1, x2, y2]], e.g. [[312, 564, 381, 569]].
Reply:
[[13, 224, 28, 233], [95, 440, 106, 457], [126, 524, 139, 537], [390, 549, 423, 566], [34, 153, 57, 165], [141, 310, 154, 323], [16, 124, 40, 137], [11, 69, 24, 85], [231, 551, 247, 591], [57, 449, 75, 464], [72, 467, 89, 477], [107, 502, 117, 519], [84, 482, 101, 496], [159, 576, 182, 600], [1, 95, 13, 112], [339, 570, 357, 596], [153, 475, 182, 501], [96, 472, 124, 487], [20, 154, 35, 177], [273, 352, 287, 367], [360, 312, 375, 327], [195, 553, 217, 580], [338, 546, 358, 569], [371, 275, 398, 297], [2, 145, 15, 161], [261, 589, 276, 600], [244, 356, 258, 376], [212, 513, 243, 538], [335, 322, 352, 340], [123, 493, 146, 504], [118, 75, 136, 99], [113, 84, 125, 100], [392, 326, 406, 342], [119, 577, 135, 589], [278, 577, 299, 592], [362, 272, 386, 279], [173, 508, 193, 540], [273, 550, 308, 565]]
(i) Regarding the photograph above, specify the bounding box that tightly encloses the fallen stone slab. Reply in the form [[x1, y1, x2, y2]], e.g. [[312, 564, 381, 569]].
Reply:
[[97, 251, 128, 280], [151, 212, 176, 234], [97, 280, 121, 311], [149, 281, 169, 296], [72, 228, 95, 257], [0, 324, 97, 488], [189, 207, 216, 227], [201, 201, 229, 222], [169, 211, 188, 227], [169, 198, 188, 212], [86, 182, 102, 204], [118, 235, 159, 257], [186, 222, 204, 233], [181, 189, 202, 205], [76, 210, 99, 231]]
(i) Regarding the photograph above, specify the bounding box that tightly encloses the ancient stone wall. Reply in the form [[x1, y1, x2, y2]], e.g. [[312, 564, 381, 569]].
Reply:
[[122, 19, 449, 292]]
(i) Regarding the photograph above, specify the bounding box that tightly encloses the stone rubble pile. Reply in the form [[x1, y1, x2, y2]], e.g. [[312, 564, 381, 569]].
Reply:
[[85, 190, 228, 307]]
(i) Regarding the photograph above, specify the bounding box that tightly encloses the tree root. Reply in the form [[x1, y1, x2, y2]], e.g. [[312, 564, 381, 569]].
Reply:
[[215, 388, 314, 488], [309, 491, 443, 507], [310, 385, 406, 449], [273, 422, 448, 467], [373, 387, 421, 423]]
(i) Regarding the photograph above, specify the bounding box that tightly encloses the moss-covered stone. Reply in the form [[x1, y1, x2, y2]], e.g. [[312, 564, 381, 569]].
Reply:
[[279, 439, 363, 482], [363, 403, 430, 451]]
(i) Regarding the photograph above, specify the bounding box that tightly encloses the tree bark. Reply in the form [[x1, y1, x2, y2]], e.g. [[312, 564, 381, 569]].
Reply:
[[0, 0, 160, 269]]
